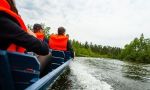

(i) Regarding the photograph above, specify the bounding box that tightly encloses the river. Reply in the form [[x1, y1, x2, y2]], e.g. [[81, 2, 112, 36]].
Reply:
[[50, 57, 150, 90]]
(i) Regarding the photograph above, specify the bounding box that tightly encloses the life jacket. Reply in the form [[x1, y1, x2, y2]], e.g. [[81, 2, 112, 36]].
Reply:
[[49, 34, 68, 51], [35, 32, 45, 41], [0, 0, 27, 53]]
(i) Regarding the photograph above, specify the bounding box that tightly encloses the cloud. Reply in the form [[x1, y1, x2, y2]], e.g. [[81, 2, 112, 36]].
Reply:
[[15, 0, 150, 47]]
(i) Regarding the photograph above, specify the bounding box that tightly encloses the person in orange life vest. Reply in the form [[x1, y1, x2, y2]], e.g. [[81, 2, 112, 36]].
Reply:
[[49, 27, 74, 58], [0, 0, 51, 75], [33, 23, 48, 44], [0, 0, 49, 55], [32, 23, 51, 74]]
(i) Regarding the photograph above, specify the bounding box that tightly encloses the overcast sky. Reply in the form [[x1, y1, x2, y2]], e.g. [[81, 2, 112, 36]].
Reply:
[[15, 0, 150, 48]]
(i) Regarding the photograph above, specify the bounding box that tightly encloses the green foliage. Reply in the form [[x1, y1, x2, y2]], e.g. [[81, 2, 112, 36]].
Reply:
[[71, 40, 121, 58], [40, 23, 51, 39], [72, 33, 150, 64], [120, 34, 150, 63]]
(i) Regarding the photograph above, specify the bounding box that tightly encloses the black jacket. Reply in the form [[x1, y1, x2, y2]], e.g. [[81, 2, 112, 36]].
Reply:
[[0, 12, 49, 55]]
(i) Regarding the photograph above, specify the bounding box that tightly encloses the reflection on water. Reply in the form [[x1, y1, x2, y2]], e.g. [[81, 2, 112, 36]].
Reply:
[[50, 57, 150, 90]]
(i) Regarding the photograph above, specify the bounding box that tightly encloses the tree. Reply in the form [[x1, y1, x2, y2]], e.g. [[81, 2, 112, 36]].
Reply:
[[120, 34, 150, 63], [41, 23, 51, 39], [84, 41, 89, 49]]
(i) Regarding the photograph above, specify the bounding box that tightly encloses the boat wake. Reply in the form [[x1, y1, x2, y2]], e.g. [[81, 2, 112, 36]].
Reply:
[[69, 59, 113, 90]]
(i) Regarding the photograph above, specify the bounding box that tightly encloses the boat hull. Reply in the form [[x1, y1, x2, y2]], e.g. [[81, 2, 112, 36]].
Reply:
[[25, 59, 72, 90]]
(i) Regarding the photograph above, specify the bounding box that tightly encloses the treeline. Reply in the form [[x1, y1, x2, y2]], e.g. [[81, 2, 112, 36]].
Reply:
[[71, 34, 150, 63], [71, 40, 121, 58]]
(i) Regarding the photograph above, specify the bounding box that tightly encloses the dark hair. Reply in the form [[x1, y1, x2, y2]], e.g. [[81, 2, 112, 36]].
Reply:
[[7, 0, 18, 14], [66, 34, 69, 37], [58, 27, 65, 35], [33, 24, 43, 33]]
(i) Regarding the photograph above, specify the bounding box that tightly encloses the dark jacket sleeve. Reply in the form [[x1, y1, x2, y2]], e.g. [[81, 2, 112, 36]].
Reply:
[[0, 15, 49, 55], [67, 40, 74, 58], [43, 37, 49, 44]]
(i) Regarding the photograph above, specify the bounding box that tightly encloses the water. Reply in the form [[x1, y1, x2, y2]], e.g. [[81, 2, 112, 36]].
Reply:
[[51, 57, 150, 90]]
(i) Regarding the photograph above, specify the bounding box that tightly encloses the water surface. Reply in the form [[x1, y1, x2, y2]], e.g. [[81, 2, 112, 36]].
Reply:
[[51, 57, 150, 90]]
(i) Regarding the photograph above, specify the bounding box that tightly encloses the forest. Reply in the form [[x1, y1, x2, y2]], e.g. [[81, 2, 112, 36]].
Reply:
[[71, 34, 150, 63]]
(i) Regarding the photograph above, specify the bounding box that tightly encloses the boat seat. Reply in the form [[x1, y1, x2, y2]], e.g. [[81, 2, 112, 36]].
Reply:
[[64, 51, 72, 61], [50, 58, 64, 70], [50, 50, 65, 71], [0, 50, 40, 90], [51, 50, 65, 58], [0, 50, 15, 90]]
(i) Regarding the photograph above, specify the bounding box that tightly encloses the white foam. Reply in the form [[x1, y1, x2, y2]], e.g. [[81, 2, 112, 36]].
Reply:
[[70, 60, 113, 90]]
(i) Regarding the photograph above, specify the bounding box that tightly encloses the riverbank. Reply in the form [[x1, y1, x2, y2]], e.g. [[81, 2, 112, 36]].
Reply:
[[76, 54, 150, 64], [72, 34, 150, 64]]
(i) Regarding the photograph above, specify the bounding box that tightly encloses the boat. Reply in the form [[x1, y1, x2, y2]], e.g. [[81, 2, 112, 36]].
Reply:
[[0, 50, 73, 90]]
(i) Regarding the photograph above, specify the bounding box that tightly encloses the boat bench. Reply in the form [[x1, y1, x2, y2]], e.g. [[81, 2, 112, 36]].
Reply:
[[0, 50, 40, 90], [50, 50, 71, 70], [64, 51, 72, 60], [50, 50, 65, 71]]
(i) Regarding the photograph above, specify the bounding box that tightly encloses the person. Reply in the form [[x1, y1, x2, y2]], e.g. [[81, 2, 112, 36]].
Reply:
[[66, 34, 69, 37], [49, 27, 74, 58], [33, 23, 48, 43], [0, 0, 50, 73], [32, 23, 51, 74]]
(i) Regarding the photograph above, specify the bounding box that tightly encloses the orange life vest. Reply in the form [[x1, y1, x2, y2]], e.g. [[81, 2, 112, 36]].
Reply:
[[0, 0, 27, 53], [49, 34, 68, 51], [35, 32, 45, 41]]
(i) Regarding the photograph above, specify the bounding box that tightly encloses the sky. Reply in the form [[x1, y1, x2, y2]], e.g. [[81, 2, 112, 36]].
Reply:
[[15, 0, 150, 48]]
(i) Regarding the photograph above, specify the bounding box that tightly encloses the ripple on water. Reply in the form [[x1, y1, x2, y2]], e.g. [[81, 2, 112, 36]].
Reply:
[[50, 57, 150, 90]]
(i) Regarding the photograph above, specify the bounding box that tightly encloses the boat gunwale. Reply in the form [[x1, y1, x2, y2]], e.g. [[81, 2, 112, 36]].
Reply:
[[25, 59, 72, 90]]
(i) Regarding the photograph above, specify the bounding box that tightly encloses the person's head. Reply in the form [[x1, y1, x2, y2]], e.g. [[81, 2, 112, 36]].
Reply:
[[66, 34, 69, 37], [33, 24, 43, 33], [58, 27, 66, 35], [6, 0, 18, 14]]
